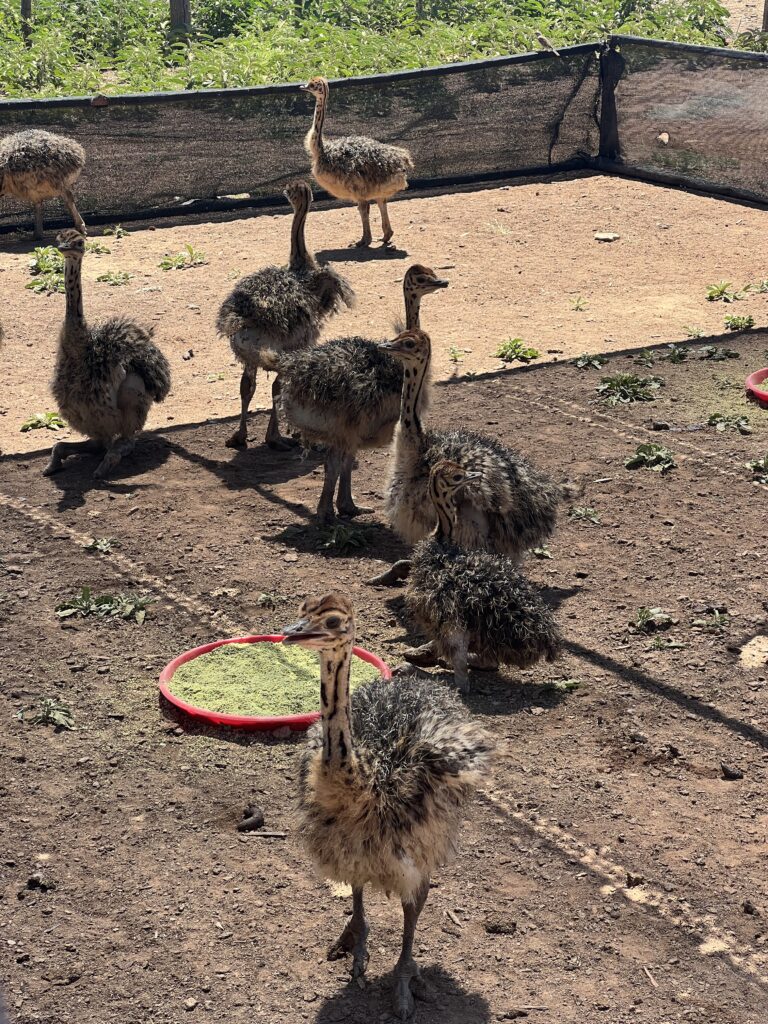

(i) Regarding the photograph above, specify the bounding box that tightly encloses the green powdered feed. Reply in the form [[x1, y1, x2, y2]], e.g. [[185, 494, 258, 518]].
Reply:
[[168, 642, 381, 717]]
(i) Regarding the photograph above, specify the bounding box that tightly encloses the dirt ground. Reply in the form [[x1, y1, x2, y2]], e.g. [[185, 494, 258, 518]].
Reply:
[[2, 175, 768, 1024]]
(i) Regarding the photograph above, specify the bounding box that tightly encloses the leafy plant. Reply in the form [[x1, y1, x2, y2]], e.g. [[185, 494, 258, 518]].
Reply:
[[692, 610, 729, 632], [542, 678, 581, 693], [20, 411, 66, 432], [571, 295, 588, 311], [448, 346, 463, 364], [724, 314, 754, 332], [17, 698, 74, 731], [684, 326, 704, 339], [97, 270, 133, 286], [750, 279, 768, 293], [257, 592, 285, 609], [634, 349, 658, 368], [625, 443, 676, 474], [316, 524, 371, 554], [647, 636, 686, 651], [596, 373, 662, 405], [159, 244, 208, 270], [85, 240, 111, 254], [531, 545, 552, 559], [25, 246, 64, 293], [663, 343, 690, 363], [569, 506, 600, 524], [745, 455, 768, 484], [495, 338, 539, 363], [630, 606, 673, 634], [697, 345, 740, 361], [207, 371, 226, 382], [55, 587, 152, 624], [102, 224, 129, 238], [707, 413, 751, 434], [85, 537, 116, 554], [574, 352, 608, 370], [706, 281, 743, 303]]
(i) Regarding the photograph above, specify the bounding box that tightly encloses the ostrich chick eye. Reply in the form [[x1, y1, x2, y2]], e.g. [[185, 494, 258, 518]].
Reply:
[[325, 616, 342, 630]]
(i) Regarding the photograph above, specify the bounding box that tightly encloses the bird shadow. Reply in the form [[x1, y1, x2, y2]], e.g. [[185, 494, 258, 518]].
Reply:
[[313, 964, 491, 1024], [315, 244, 409, 264], [44, 435, 171, 512]]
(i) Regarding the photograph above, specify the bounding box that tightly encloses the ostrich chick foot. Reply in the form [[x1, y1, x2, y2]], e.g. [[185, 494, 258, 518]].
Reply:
[[225, 429, 248, 449], [337, 501, 373, 518], [366, 559, 411, 586], [402, 641, 439, 668], [266, 435, 297, 452], [392, 960, 434, 1021], [328, 917, 369, 980]]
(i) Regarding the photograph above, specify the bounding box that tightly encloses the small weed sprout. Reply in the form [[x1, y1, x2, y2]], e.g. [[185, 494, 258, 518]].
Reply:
[[707, 413, 751, 435], [751, 279, 768, 293], [647, 636, 686, 651], [697, 345, 740, 361], [160, 244, 208, 271], [316, 525, 371, 554], [706, 281, 743, 303], [724, 314, 754, 332], [571, 295, 588, 311], [663, 344, 690, 363], [569, 506, 601, 524], [634, 350, 658, 368], [574, 352, 608, 370], [692, 610, 729, 632], [596, 373, 662, 405], [625, 443, 676, 474], [487, 219, 512, 236], [745, 454, 768, 484], [97, 270, 133, 286], [630, 607, 673, 634], [85, 537, 117, 554], [448, 346, 464, 364], [55, 587, 153, 624], [542, 678, 581, 693], [684, 326, 704, 339], [102, 225, 129, 238], [495, 338, 540, 363], [20, 411, 66, 432], [25, 246, 64, 294], [85, 240, 111, 255], [17, 698, 74, 731], [207, 372, 226, 382], [531, 545, 553, 559], [257, 592, 286, 609]]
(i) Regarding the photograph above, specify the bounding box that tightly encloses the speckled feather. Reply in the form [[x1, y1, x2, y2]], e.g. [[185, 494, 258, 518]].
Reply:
[[0, 130, 84, 185], [298, 673, 493, 898], [406, 538, 561, 666], [317, 136, 413, 193]]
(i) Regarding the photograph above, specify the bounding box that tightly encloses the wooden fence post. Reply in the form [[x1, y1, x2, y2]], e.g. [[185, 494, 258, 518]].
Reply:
[[20, 0, 32, 44], [169, 0, 192, 38], [762, 0, 768, 33]]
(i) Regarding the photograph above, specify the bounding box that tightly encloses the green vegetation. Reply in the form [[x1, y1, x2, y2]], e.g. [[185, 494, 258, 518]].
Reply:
[[316, 524, 371, 554], [630, 606, 673, 633], [97, 270, 133, 286], [16, 698, 74, 730], [103, 225, 129, 238], [596, 373, 662, 405], [55, 587, 153, 624], [706, 281, 744, 303], [167, 641, 380, 716], [85, 537, 117, 554], [20, 411, 66, 431], [745, 454, 768, 484], [159, 244, 208, 270], [448, 346, 464, 364], [569, 506, 600, 524], [707, 412, 751, 434], [625, 443, 676, 473], [634, 349, 658, 368], [571, 295, 588, 311], [663, 343, 690, 363], [0, 1, 731, 100], [25, 246, 64, 294], [495, 338, 539, 363], [531, 545, 552, 559], [574, 352, 608, 370], [697, 345, 740, 361], [724, 314, 754, 331], [86, 240, 112, 254]]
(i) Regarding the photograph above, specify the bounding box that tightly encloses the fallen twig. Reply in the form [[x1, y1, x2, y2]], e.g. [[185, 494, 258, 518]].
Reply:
[[643, 966, 658, 988]]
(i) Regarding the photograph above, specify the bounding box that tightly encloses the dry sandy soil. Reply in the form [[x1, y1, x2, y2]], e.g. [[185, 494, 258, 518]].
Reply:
[[1, 175, 768, 1024]]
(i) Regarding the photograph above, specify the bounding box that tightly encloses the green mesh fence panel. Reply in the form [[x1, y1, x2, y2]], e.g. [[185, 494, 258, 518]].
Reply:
[[603, 36, 768, 204], [0, 45, 600, 230]]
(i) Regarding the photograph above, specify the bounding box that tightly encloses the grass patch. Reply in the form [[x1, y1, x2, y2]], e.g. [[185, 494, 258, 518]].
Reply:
[[97, 270, 133, 286], [625, 443, 676, 474], [159, 244, 208, 270], [495, 338, 540, 364], [55, 587, 153, 624], [20, 411, 65, 432], [16, 698, 74, 731], [315, 524, 372, 554], [596, 373, 662, 405]]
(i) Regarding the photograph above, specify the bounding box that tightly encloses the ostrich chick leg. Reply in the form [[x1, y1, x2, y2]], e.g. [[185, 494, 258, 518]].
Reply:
[[402, 640, 439, 668], [62, 188, 87, 236], [226, 368, 257, 448], [337, 453, 373, 518], [353, 201, 372, 248], [94, 436, 136, 480], [392, 879, 434, 1021], [328, 887, 369, 979], [265, 376, 298, 451], [448, 630, 471, 694], [377, 200, 394, 247], [366, 559, 412, 587], [43, 438, 104, 476], [317, 448, 344, 523]]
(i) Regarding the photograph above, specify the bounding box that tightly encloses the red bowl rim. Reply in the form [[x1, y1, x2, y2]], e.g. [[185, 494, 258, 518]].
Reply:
[[159, 635, 391, 731], [745, 368, 768, 401]]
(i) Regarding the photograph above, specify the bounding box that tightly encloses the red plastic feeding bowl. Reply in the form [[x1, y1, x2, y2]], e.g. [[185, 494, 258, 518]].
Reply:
[[746, 368, 768, 408], [159, 635, 391, 732]]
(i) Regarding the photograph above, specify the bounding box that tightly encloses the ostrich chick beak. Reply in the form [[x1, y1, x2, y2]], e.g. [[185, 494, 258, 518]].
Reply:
[[282, 619, 327, 645]]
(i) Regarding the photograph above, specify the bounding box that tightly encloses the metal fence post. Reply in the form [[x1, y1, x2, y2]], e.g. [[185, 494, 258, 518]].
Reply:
[[169, 0, 192, 37]]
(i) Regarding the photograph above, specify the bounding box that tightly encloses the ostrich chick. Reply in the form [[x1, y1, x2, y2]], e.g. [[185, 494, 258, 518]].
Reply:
[[406, 461, 561, 692], [0, 129, 86, 240], [217, 180, 354, 450], [283, 592, 493, 1020], [45, 230, 171, 480], [279, 265, 447, 522], [301, 76, 413, 248]]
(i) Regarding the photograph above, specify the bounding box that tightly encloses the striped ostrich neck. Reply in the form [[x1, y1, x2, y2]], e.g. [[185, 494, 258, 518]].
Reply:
[[430, 485, 457, 543], [319, 641, 355, 771], [398, 346, 430, 442], [289, 198, 312, 270], [404, 288, 422, 330], [310, 92, 326, 154], [63, 255, 85, 326]]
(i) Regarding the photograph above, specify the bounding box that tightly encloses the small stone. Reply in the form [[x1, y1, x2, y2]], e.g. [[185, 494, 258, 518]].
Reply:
[[743, 899, 759, 916], [484, 913, 517, 935], [721, 762, 744, 781], [183, 997, 198, 1011], [283, 552, 298, 563], [650, 421, 670, 431]]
